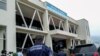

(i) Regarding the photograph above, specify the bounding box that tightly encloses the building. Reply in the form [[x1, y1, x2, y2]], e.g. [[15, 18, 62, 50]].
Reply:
[[0, 0, 90, 53]]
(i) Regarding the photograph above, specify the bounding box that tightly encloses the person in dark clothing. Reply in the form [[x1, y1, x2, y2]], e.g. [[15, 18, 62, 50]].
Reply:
[[1, 50, 6, 56], [27, 35, 51, 56]]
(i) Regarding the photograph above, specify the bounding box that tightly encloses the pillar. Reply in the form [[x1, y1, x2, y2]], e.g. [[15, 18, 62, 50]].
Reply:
[[78, 40, 81, 45], [42, 10, 49, 31], [64, 19, 69, 32], [42, 10, 53, 50], [6, 0, 16, 52], [67, 39, 72, 49], [6, 25, 16, 52], [73, 39, 76, 48], [45, 34, 53, 50]]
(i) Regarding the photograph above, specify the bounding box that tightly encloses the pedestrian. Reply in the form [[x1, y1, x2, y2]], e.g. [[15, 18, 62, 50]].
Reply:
[[69, 47, 74, 56], [93, 52, 99, 56], [70, 50, 75, 56], [8, 52, 13, 56], [17, 48, 23, 56], [1, 50, 6, 56], [27, 35, 51, 56]]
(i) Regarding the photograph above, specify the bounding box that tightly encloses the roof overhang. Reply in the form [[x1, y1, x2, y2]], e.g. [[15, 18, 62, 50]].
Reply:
[[49, 29, 78, 39], [17, 0, 46, 10]]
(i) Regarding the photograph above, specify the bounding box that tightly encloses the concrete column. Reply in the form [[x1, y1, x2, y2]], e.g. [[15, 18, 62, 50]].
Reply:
[[64, 19, 69, 32], [6, 26, 16, 52], [78, 40, 81, 45], [45, 34, 53, 50], [70, 39, 73, 47], [42, 10, 49, 31], [42, 10, 53, 50], [67, 39, 72, 49], [6, 0, 16, 52], [73, 39, 76, 48]]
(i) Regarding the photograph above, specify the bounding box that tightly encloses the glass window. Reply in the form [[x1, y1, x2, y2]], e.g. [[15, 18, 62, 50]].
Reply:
[[0, 29, 6, 52], [0, 0, 6, 3], [74, 44, 97, 53], [0, 0, 6, 10]]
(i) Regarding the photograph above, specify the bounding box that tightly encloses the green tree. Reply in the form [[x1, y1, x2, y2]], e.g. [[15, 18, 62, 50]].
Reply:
[[13, 53, 17, 56]]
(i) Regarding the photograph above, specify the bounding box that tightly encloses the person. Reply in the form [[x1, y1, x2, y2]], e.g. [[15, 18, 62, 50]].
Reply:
[[27, 35, 51, 56], [93, 52, 99, 56], [57, 49, 66, 56], [17, 48, 23, 56], [8, 52, 13, 56], [70, 50, 75, 56], [1, 50, 6, 56]]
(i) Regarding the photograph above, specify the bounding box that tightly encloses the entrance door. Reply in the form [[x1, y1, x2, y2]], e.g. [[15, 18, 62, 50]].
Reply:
[[52, 38, 67, 53]]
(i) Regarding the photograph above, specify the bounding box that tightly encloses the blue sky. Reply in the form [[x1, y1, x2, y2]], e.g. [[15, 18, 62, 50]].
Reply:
[[41, 0, 100, 37]]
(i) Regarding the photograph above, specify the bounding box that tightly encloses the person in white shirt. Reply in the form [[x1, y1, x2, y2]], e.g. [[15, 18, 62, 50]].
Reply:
[[17, 49, 23, 56]]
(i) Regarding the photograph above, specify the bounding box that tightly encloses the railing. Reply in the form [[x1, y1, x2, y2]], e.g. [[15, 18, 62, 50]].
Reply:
[[16, 24, 43, 30]]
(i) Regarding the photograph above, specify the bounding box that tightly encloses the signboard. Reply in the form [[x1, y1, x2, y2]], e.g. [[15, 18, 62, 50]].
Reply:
[[46, 2, 67, 17]]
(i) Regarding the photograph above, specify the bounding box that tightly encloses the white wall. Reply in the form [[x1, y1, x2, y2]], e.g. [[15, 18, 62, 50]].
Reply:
[[0, 0, 16, 52], [77, 19, 90, 41]]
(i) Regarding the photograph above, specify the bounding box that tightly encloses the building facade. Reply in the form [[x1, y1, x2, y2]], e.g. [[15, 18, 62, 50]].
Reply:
[[0, 0, 91, 53]]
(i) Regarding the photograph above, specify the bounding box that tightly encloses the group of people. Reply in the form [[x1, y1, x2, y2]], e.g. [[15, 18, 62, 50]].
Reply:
[[19, 35, 67, 56], [0, 50, 13, 56], [1, 36, 73, 56], [0, 50, 7, 56]]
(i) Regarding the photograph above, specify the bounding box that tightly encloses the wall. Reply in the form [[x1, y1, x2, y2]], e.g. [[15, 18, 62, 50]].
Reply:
[[77, 19, 90, 41], [0, 0, 16, 52]]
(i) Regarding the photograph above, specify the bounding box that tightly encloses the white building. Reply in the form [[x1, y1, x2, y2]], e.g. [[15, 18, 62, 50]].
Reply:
[[0, 0, 90, 53]]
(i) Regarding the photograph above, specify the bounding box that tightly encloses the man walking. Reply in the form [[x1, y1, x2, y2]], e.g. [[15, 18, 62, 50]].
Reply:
[[27, 35, 51, 56]]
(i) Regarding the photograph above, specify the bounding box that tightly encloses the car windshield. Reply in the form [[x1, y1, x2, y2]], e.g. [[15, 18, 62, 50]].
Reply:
[[74, 44, 97, 53]]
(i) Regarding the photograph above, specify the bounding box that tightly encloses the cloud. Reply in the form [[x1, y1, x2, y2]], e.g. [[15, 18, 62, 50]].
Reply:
[[91, 36, 100, 47]]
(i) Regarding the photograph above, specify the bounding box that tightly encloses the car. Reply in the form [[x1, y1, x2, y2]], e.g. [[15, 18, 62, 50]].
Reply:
[[72, 44, 99, 56]]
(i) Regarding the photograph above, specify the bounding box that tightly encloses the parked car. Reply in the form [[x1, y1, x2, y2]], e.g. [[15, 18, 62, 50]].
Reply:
[[72, 44, 99, 56]]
